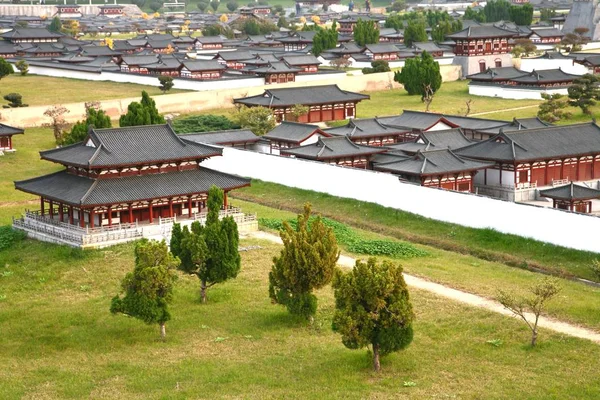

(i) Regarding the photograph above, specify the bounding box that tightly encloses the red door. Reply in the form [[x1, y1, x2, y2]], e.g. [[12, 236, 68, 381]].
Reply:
[[322, 108, 333, 121], [333, 108, 344, 120], [309, 110, 321, 122]]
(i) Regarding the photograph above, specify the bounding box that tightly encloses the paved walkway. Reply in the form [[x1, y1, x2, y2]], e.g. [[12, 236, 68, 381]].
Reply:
[[244, 230, 600, 344], [470, 104, 540, 117]]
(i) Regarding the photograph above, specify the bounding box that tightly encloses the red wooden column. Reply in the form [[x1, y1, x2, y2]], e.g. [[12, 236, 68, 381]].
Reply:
[[80, 209, 85, 228], [560, 159, 565, 180], [40, 197, 45, 216], [68, 206, 74, 225], [223, 192, 228, 209], [168, 198, 174, 218], [107, 205, 113, 227], [128, 203, 134, 224], [576, 157, 581, 181], [148, 201, 154, 223], [188, 196, 193, 217], [90, 209, 95, 228], [49, 200, 54, 219], [58, 203, 64, 222]]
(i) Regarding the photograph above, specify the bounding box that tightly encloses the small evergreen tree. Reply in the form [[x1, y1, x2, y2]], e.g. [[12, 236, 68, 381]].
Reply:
[[394, 51, 442, 101], [62, 104, 112, 145], [158, 76, 174, 94], [384, 14, 403, 30], [509, 3, 533, 25], [226, 0, 238, 11], [210, 0, 220, 11], [110, 239, 179, 339], [537, 93, 571, 123], [197, 1, 209, 12], [0, 58, 13, 81], [332, 258, 414, 371], [120, 91, 165, 127], [269, 204, 340, 320], [568, 74, 600, 115], [15, 60, 28, 76], [49, 16, 62, 33], [353, 19, 379, 47], [312, 23, 338, 56], [234, 106, 276, 136], [403, 19, 427, 46], [171, 187, 241, 302]]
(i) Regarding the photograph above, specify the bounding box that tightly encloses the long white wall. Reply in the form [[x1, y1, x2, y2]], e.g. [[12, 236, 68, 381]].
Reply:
[[468, 83, 568, 100], [203, 147, 600, 253]]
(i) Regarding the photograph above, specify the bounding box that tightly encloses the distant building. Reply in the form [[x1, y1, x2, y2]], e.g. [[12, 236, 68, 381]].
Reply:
[[0, 124, 24, 154]]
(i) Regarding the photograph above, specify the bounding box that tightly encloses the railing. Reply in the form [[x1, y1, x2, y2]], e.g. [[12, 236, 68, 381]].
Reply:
[[516, 182, 537, 190], [552, 179, 569, 187]]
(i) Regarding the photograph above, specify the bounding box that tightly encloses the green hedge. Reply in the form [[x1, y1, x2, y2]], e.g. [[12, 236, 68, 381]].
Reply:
[[259, 217, 427, 259], [0, 226, 26, 252]]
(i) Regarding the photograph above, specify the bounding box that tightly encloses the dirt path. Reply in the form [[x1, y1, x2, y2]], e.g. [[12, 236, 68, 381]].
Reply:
[[244, 230, 600, 344], [470, 105, 540, 117]]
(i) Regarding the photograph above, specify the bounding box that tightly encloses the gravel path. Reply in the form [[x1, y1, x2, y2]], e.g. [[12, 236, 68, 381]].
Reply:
[[244, 230, 600, 344]]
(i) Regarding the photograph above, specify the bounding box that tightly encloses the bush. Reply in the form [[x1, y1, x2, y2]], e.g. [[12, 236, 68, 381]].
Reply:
[[197, 1, 208, 11], [149, 1, 162, 12], [362, 60, 391, 74], [259, 217, 428, 258], [3, 93, 25, 108], [172, 114, 240, 133], [0, 226, 26, 252], [226, 0, 238, 11]]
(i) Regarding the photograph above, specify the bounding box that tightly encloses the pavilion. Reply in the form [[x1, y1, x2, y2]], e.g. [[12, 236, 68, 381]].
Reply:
[[539, 183, 600, 213]]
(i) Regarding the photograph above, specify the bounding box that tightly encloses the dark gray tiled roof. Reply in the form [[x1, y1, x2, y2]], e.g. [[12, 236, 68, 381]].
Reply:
[[456, 123, 600, 163], [281, 136, 386, 159], [234, 84, 369, 107], [530, 28, 564, 38], [264, 121, 325, 143], [180, 129, 259, 145], [467, 67, 527, 81], [509, 69, 580, 84], [373, 149, 493, 176], [181, 60, 225, 71], [40, 124, 221, 168], [380, 111, 510, 132], [540, 182, 600, 201], [325, 118, 408, 139], [0, 123, 24, 137], [364, 43, 400, 54], [279, 54, 320, 65], [0, 28, 62, 39], [385, 128, 473, 154], [447, 25, 516, 39], [15, 167, 250, 206]]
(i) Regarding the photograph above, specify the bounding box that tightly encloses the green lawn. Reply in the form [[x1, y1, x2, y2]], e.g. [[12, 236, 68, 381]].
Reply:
[[1, 237, 600, 399], [233, 181, 600, 282], [0, 75, 186, 107], [234, 199, 600, 330], [358, 81, 543, 119]]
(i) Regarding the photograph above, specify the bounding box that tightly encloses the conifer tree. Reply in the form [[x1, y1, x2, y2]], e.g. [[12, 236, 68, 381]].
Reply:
[[110, 239, 179, 339], [353, 19, 379, 47], [269, 204, 340, 320], [332, 258, 414, 371], [49, 16, 62, 32], [141, 90, 165, 124], [171, 187, 241, 302], [120, 91, 165, 127], [0, 58, 13, 81], [63, 104, 112, 145], [394, 51, 442, 101], [403, 20, 427, 46]]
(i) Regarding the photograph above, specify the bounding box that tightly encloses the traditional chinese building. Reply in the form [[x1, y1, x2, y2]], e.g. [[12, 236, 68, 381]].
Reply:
[[0, 124, 24, 153], [0, 28, 62, 44], [447, 25, 516, 76], [456, 122, 600, 201], [539, 182, 600, 213], [181, 129, 260, 149], [98, 5, 125, 18], [14, 124, 251, 232], [180, 60, 226, 80], [324, 118, 420, 146], [194, 36, 224, 50], [262, 122, 331, 154], [233, 85, 370, 123], [55, 4, 83, 18], [372, 149, 493, 192], [278, 55, 321, 73], [361, 43, 400, 60], [280, 136, 387, 168]]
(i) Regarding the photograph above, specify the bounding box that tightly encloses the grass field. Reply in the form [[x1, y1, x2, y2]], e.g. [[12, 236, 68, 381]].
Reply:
[[234, 198, 600, 330], [2, 237, 600, 399], [233, 181, 600, 282], [0, 75, 186, 107]]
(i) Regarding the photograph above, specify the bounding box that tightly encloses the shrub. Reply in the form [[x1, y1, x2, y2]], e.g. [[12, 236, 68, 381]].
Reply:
[[149, 1, 162, 12], [197, 1, 209, 11], [0, 226, 26, 252], [3, 93, 26, 108], [172, 114, 240, 133], [226, 0, 238, 11], [259, 217, 428, 258]]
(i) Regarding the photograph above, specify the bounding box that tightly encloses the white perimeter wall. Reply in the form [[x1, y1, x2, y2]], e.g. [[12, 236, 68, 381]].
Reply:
[[468, 84, 569, 100], [203, 147, 600, 253]]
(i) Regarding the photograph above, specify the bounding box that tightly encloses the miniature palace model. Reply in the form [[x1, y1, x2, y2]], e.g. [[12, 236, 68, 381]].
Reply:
[[14, 124, 251, 230]]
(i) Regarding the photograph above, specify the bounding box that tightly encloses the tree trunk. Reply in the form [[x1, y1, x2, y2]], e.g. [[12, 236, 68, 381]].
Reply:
[[201, 279, 207, 303], [531, 329, 538, 347], [372, 343, 381, 372], [160, 323, 166, 340]]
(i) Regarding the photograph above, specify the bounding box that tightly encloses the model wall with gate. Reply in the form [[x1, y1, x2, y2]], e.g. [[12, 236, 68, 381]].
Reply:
[[203, 147, 600, 253]]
